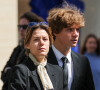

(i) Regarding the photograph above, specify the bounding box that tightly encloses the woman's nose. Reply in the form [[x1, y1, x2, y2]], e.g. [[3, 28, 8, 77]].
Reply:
[[40, 39, 44, 45]]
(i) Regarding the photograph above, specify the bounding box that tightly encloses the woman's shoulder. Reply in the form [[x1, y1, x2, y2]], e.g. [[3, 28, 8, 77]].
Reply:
[[15, 64, 27, 70], [12, 64, 28, 75]]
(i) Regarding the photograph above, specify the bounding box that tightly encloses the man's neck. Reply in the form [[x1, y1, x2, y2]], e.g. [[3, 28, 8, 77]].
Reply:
[[53, 42, 71, 56]]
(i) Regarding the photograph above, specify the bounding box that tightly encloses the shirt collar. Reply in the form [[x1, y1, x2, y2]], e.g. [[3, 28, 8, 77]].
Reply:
[[52, 45, 72, 63]]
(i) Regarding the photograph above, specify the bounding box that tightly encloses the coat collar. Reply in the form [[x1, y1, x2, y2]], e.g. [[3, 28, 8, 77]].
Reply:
[[24, 56, 56, 89], [23, 57, 41, 89], [47, 47, 59, 65]]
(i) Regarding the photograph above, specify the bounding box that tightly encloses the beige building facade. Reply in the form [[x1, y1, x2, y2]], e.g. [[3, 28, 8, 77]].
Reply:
[[0, 0, 30, 89]]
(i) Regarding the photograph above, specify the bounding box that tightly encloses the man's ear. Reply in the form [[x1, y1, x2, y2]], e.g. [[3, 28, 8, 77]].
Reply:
[[25, 43, 30, 49], [53, 32, 57, 37]]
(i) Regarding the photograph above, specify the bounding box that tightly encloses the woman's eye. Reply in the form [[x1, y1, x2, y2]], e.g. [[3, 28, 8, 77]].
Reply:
[[43, 38, 48, 41], [34, 38, 39, 41]]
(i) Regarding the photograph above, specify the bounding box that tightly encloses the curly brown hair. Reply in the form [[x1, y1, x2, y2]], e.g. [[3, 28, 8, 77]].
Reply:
[[47, 4, 84, 35]]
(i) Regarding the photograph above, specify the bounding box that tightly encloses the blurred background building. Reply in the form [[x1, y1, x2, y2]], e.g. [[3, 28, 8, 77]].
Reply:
[[0, 0, 100, 89]]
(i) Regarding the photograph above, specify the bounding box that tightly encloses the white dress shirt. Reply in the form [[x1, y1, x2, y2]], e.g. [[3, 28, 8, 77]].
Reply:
[[52, 45, 73, 90]]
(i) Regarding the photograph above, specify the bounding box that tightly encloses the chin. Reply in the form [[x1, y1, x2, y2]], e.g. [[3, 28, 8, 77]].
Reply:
[[71, 44, 77, 47], [39, 53, 47, 57]]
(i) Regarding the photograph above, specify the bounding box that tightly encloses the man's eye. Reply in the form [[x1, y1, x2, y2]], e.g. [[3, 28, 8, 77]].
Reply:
[[68, 28, 73, 31], [43, 38, 48, 41], [76, 28, 80, 32]]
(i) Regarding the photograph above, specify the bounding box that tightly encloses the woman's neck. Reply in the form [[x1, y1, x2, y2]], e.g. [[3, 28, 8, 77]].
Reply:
[[29, 53, 46, 64], [35, 56, 46, 63]]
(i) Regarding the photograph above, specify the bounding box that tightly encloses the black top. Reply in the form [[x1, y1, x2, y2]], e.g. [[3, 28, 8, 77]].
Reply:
[[1, 45, 26, 90], [8, 56, 64, 90]]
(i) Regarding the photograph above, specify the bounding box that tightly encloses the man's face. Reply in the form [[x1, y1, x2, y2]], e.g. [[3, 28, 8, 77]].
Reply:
[[18, 18, 29, 40], [54, 24, 80, 49]]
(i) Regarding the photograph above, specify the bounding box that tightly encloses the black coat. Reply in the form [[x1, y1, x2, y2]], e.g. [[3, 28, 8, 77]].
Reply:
[[1, 45, 26, 90], [8, 57, 64, 90], [47, 47, 95, 90]]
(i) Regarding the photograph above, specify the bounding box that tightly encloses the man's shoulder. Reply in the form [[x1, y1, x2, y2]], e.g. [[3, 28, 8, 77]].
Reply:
[[72, 51, 91, 72], [72, 51, 87, 59], [71, 51, 89, 64]]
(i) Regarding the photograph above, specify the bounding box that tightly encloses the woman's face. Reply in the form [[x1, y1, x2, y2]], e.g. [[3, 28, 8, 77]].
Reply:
[[19, 18, 29, 40], [26, 28, 50, 60], [86, 37, 97, 53]]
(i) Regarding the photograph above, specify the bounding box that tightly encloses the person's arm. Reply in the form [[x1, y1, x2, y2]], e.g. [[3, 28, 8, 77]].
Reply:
[[1, 46, 20, 82], [86, 58, 95, 90], [79, 56, 95, 90], [8, 65, 27, 90]]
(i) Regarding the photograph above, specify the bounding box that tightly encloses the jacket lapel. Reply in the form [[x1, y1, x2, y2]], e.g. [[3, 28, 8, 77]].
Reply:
[[71, 51, 80, 90], [46, 64, 57, 89], [31, 70, 42, 89], [24, 57, 41, 90], [47, 47, 58, 65]]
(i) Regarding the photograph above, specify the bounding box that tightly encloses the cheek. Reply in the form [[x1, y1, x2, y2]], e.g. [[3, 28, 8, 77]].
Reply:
[[78, 33, 79, 37], [92, 44, 97, 49], [86, 43, 90, 49], [29, 43, 37, 50], [75, 32, 79, 38], [94, 44, 97, 48], [30, 45, 37, 54], [46, 42, 50, 50]]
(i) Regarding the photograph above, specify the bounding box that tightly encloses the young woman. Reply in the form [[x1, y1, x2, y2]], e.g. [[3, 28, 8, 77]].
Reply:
[[81, 34, 100, 90], [8, 22, 64, 90]]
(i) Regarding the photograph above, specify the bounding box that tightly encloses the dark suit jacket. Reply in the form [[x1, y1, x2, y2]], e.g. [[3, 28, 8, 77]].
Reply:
[[8, 57, 64, 90], [47, 47, 95, 90]]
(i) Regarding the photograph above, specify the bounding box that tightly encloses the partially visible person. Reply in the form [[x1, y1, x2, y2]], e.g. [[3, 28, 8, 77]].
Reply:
[[81, 34, 100, 90], [98, 37, 100, 47], [1, 12, 44, 90], [47, 3, 95, 90], [8, 22, 64, 90]]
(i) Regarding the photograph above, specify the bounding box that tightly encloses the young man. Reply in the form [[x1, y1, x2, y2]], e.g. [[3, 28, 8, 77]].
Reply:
[[47, 4, 95, 90]]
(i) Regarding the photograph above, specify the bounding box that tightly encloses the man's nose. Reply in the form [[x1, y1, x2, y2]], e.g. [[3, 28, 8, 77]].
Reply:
[[73, 29, 79, 36]]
